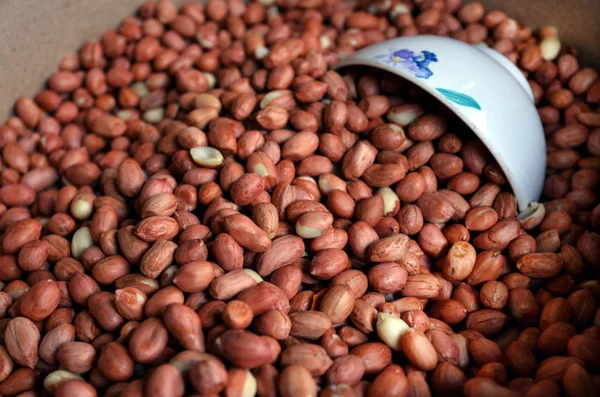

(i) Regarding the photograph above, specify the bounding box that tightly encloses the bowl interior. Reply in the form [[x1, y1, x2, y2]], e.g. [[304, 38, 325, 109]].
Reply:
[[335, 36, 546, 211]]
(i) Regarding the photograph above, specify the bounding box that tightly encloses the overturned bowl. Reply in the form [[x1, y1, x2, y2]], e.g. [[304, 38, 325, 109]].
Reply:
[[336, 35, 545, 211]]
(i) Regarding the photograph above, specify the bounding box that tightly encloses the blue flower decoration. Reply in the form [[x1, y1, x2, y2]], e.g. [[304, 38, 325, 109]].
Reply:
[[373, 49, 438, 79]]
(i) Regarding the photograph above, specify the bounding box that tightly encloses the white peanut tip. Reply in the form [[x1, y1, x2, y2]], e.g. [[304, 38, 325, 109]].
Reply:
[[71, 226, 94, 259], [242, 269, 264, 283], [241, 370, 258, 397], [296, 224, 324, 239], [516, 202, 546, 230], [190, 146, 224, 168], [376, 312, 410, 351], [540, 37, 561, 61], [71, 198, 92, 220], [377, 187, 400, 216]]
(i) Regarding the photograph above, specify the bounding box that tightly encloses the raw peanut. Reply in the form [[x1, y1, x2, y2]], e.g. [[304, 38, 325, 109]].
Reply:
[[320, 285, 355, 325], [282, 131, 319, 161], [536, 356, 582, 382], [172, 261, 215, 293], [465, 206, 499, 231], [224, 213, 272, 252], [141, 193, 177, 218], [350, 343, 392, 375], [253, 309, 291, 340], [270, 265, 303, 301], [377, 187, 401, 217], [402, 273, 442, 299], [71, 227, 94, 260], [517, 253, 563, 278], [91, 113, 127, 138], [505, 340, 537, 377], [326, 355, 365, 386], [188, 356, 228, 395], [145, 364, 185, 397], [237, 282, 290, 315], [114, 274, 159, 297], [429, 299, 468, 325], [252, 203, 279, 238], [465, 309, 510, 337], [17, 240, 48, 272], [567, 289, 597, 328], [540, 297, 571, 330], [427, 328, 460, 365], [39, 323, 75, 365], [53, 379, 97, 397], [175, 239, 208, 265], [311, 228, 349, 251], [140, 239, 178, 279], [230, 173, 265, 206], [402, 329, 438, 371], [443, 241, 477, 281], [368, 233, 409, 262], [368, 263, 407, 294], [92, 255, 130, 285], [321, 328, 349, 359], [163, 303, 204, 351], [280, 343, 333, 376], [363, 164, 406, 188], [216, 330, 273, 369], [117, 158, 145, 197], [416, 192, 455, 224], [222, 300, 254, 330], [368, 364, 409, 397], [472, 218, 520, 251], [562, 362, 596, 397], [114, 288, 146, 321], [279, 365, 317, 397], [224, 368, 257, 397], [463, 377, 518, 397], [0, 367, 37, 396], [135, 216, 179, 242], [289, 311, 332, 340], [212, 233, 243, 271], [430, 362, 466, 396], [256, 235, 304, 276], [129, 317, 169, 363], [342, 141, 377, 180], [97, 342, 134, 382], [5, 317, 40, 368], [2, 219, 42, 254], [327, 189, 355, 219], [88, 291, 124, 332], [19, 280, 60, 321], [144, 286, 184, 317], [466, 250, 505, 285], [56, 342, 97, 374], [537, 322, 576, 356], [296, 211, 333, 238], [0, 184, 36, 207], [2, 143, 30, 173], [508, 288, 540, 326], [480, 281, 508, 309], [209, 269, 259, 301], [376, 313, 410, 351]]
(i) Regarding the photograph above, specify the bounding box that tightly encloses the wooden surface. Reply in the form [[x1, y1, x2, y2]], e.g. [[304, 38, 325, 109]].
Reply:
[[0, 0, 598, 119]]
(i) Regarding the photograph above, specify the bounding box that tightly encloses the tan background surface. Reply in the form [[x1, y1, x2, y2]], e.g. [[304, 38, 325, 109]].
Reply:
[[1, 0, 598, 120]]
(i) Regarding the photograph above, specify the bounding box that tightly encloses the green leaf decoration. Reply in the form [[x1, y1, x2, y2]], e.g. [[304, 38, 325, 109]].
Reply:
[[435, 88, 481, 110]]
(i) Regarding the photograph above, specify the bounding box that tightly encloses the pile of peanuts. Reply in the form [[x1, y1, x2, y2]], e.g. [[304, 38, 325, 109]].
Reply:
[[0, 0, 599, 395]]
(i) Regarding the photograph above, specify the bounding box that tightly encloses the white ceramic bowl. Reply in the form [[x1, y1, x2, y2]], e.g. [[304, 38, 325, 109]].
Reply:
[[336, 35, 546, 211]]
